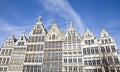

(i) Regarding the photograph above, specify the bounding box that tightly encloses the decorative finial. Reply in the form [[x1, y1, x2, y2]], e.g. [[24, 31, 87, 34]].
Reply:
[[22, 29, 25, 36], [38, 16, 42, 22], [52, 21, 56, 24], [69, 20, 73, 28], [70, 20, 72, 24], [11, 31, 14, 36]]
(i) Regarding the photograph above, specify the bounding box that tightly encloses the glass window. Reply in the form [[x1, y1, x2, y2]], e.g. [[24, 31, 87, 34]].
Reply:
[[91, 48, 94, 54], [87, 48, 90, 54], [73, 67, 77, 71], [84, 61, 88, 66], [105, 39, 108, 44], [78, 58, 82, 62], [102, 39, 104, 44], [88, 60, 92, 66], [68, 59, 72, 63], [52, 35, 55, 40], [83, 48, 86, 54], [73, 59, 77, 63], [114, 56, 119, 64], [69, 66, 72, 71], [98, 69, 102, 72], [116, 67, 120, 72], [88, 40, 90, 45], [101, 47, 105, 53], [94, 69, 97, 72], [64, 67, 67, 71], [110, 67, 115, 72], [1, 49, 5, 55], [92, 60, 96, 66], [106, 46, 110, 53], [91, 40, 94, 44], [108, 38, 111, 43], [64, 59, 67, 63], [85, 40, 87, 44], [108, 56, 113, 65], [0, 68, 3, 71], [95, 47, 99, 54], [97, 59, 100, 65], [111, 45, 116, 52]]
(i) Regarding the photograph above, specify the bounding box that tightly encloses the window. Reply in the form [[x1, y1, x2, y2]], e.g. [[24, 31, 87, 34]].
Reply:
[[110, 67, 115, 72], [88, 60, 92, 66], [95, 47, 99, 54], [106, 46, 110, 53], [64, 59, 67, 63], [105, 39, 108, 44], [83, 48, 86, 54], [64, 67, 67, 71], [114, 56, 119, 64], [85, 40, 87, 44], [79, 67, 82, 72], [84, 61, 88, 65], [4, 67, 7, 71], [0, 68, 3, 71], [73, 67, 77, 71], [69, 66, 72, 71], [87, 48, 90, 54], [94, 69, 97, 72], [98, 69, 102, 72], [1, 49, 5, 55], [92, 60, 96, 66], [108, 56, 113, 65], [88, 40, 90, 45], [6, 58, 10, 64], [52, 35, 55, 40], [78, 58, 82, 63], [91, 40, 94, 44], [97, 59, 100, 65], [91, 48, 94, 54], [73, 59, 77, 63], [39, 30, 42, 34], [108, 38, 111, 43], [111, 45, 116, 52], [0, 58, 2, 64], [102, 39, 104, 44], [69, 59, 72, 63], [116, 67, 120, 72], [101, 47, 105, 53]]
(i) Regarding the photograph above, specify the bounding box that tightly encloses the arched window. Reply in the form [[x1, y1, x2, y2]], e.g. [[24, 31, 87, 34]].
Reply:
[[52, 35, 55, 40]]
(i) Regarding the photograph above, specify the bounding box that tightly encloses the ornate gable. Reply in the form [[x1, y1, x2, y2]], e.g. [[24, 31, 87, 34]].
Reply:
[[15, 30, 27, 46], [29, 16, 47, 36], [84, 28, 95, 39], [65, 21, 81, 42], [100, 28, 114, 44], [46, 22, 64, 41], [100, 28, 110, 38], [2, 32, 17, 46]]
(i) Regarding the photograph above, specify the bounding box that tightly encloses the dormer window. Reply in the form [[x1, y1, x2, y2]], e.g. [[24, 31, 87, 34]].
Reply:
[[39, 30, 42, 34], [102, 39, 104, 44], [105, 39, 108, 44], [104, 34, 106, 37], [52, 35, 55, 40], [108, 38, 111, 43]]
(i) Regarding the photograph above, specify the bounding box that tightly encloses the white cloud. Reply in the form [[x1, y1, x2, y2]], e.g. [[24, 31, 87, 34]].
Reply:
[[0, 18, 31, 37], [38, 0, 85, 34]]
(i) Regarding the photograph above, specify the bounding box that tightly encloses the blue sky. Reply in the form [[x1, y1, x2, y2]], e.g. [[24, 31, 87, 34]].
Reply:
[[0, 0, 120, 52]]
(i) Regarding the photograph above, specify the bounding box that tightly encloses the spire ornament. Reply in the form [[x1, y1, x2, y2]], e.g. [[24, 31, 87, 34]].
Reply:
[[38, 16, 42, 22]]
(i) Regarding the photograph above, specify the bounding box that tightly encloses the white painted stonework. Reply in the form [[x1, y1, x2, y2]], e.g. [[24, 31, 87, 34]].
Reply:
[[0, 16, 120, 72]]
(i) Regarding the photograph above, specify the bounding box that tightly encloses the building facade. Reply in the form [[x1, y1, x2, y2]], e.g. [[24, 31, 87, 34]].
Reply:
[[8, 31, 27, 72], [0, 16, 120, 72], [62, 22, 83, 72]]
